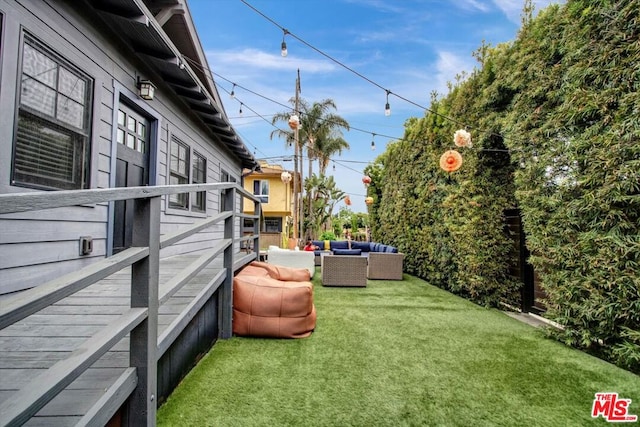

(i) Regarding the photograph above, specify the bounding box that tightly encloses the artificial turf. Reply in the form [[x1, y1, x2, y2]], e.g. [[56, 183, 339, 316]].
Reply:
[[157, 272, 639, 426]]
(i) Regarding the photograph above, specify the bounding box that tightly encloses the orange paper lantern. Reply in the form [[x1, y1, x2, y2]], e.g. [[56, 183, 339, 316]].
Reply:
[[362, 175, 372, 185], [365, 196, 374, 205], [288, 114, 300, 130], [439, 150, 463, 172], [344, 195, 352, 206]]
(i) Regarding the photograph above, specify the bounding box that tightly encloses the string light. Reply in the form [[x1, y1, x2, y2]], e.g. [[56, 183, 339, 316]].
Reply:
[[384, 90, 391, 116], [239, 102, 243, 115], [281, 29, 289, 57], [230, 83, 236, 99], [371, 134, 376, 151]]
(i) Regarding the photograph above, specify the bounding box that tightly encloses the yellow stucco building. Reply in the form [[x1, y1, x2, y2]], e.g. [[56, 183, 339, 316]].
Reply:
[[243, 162, 300, 248]]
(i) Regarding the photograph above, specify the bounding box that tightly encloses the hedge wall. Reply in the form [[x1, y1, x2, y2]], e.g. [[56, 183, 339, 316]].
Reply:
[[367, 0, 639, 373]]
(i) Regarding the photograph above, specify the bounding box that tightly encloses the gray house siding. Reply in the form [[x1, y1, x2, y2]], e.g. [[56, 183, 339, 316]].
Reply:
[[0, 0, 250, 294]]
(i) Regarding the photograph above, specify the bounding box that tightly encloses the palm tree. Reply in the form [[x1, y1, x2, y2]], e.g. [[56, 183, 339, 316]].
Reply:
[[272, 98, 350, 238], [315, 136, 350, 175], [303, 174, 345, 239], [299, 99, 350, 177]]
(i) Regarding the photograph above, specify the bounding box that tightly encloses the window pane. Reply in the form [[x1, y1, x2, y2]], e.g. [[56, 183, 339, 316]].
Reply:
[[57, 96, 84, 128], [127, 116, 136, 132], [137, 123, 146, 138], [117, 129, 125, 144], [137, 139, 145, 153], [22, 43, 57, 88], [58, 66, 86, 104], [192, 191, 206, 212], [126, 134, 135, 149], [14, 114, 80, 187], [169, 174, 188, 208], [21, 79, 56, 116], [117, 110, 126, 126], [192, 153, 205, 183]]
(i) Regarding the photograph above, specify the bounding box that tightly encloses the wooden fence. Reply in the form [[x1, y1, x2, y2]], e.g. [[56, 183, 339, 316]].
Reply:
[[0, 183, 261, 426]]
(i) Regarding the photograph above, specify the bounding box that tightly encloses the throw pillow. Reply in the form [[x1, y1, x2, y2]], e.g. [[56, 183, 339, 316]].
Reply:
[[333, 249, 362, 256]]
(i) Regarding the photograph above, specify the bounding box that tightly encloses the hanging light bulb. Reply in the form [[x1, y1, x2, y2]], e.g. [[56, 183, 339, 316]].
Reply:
[[239, 103, 243, 116], [384, 90, 391, 116], [230, 84, 236, 99], [371, 134, 376, 151], [281, 29, 289, 57], [333, 162, 336, 172]]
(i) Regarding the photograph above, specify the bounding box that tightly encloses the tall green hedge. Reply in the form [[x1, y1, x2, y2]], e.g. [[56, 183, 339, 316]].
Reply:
[[368, 0, 639, 372]]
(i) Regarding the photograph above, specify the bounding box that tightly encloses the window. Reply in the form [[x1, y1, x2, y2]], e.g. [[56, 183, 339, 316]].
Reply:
[[264, 217, 282, 233], [12, 33, 93, 190], [253, 179, 269, 203], [168, 137, 207, 213], [191, 151, 206, 212], [169, 138, 190, 209], [117, 108, 147, 153]]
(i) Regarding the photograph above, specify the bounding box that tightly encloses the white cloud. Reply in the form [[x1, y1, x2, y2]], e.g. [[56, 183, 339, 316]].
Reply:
[[434, 51, 476, 95], [207, 48, 337, 73], [457, 0, 492, 12], [341, 0, 407, 14]]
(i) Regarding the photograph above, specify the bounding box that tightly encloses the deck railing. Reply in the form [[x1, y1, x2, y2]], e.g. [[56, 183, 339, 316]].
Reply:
[[0, 183, 261, 426]]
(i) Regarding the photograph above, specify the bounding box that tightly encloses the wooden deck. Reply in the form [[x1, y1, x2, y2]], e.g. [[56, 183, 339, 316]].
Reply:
[[0, 253, 224, 426]]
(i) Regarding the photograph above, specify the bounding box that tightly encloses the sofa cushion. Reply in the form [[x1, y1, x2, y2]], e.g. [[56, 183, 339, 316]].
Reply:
[[351, 241, 370, 252], [330, 240, 350, 250], [333, 248, 362, 256]]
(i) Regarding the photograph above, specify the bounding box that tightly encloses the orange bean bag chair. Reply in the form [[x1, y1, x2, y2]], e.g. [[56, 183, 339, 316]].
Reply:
[[233, 262, 316, 338]]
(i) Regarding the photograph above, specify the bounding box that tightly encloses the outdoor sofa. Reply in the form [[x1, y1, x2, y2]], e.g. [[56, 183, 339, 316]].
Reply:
[[311, 240, 404, 280]]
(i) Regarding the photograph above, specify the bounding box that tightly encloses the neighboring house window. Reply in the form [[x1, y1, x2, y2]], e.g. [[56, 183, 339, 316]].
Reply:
[[264, 217, 282, 233], [169, 138, 189, 209], [12, 33, 93, 190], [191, 151, 206, 212], [253, 179, 269, 203], [168, 137, 207, 213]]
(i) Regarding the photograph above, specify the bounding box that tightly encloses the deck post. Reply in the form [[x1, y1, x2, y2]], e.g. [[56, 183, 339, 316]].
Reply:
[[253, 200, 261, 260], [220, 187, 236, 338], [126, 195, 160, 426]]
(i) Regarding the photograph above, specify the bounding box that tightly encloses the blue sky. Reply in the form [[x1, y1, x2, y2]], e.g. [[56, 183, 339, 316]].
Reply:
[[187, 0, 562, 213]]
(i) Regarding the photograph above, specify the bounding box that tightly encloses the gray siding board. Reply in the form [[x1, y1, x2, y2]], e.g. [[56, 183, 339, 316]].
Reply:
[[0, 220, 106, 244], [0, 206, 107, 222], [0, 240, 107, 269], [0, 258, 106, 294]]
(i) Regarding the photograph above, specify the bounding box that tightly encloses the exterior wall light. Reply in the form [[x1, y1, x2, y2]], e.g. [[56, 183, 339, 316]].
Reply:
[[137, 77, 156, 100]]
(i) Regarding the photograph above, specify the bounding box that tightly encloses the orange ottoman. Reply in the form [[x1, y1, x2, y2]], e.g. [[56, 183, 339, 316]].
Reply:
[[233, 273, 316, 338]]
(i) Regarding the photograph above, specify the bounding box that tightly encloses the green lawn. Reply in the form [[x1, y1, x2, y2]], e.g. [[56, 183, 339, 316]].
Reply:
[[157, 273, 639, 426]]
